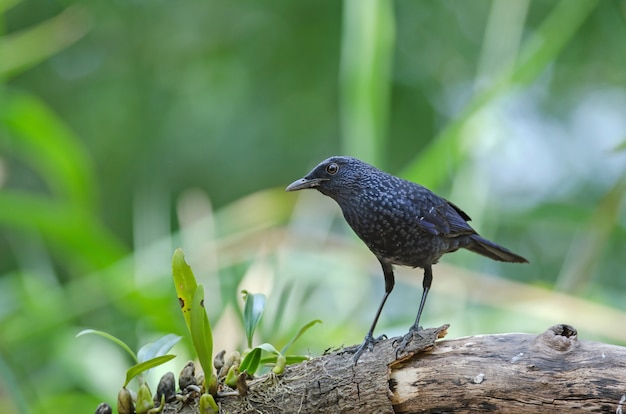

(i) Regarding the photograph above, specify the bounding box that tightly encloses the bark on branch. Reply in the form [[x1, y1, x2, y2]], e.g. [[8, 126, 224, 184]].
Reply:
[[166, 324, 626, 413]]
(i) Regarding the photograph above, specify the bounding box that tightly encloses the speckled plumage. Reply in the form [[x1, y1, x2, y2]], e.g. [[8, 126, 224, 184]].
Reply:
[[286, 156, 528, 362]]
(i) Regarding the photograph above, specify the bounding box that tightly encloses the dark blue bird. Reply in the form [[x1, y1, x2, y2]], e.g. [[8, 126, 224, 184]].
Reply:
[[286, 156, 528, 362]]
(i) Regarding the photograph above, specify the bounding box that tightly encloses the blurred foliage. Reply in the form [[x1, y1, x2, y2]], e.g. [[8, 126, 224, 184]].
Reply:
[[1, 0, 626, 412]]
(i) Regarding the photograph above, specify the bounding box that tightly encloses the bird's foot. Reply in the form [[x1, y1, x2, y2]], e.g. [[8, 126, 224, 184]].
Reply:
[[394, 325, 424, 358], [352, 333, 387, 364]]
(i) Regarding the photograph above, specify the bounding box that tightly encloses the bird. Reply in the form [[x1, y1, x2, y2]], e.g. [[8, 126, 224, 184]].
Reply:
[[286, 156, 528, 363]]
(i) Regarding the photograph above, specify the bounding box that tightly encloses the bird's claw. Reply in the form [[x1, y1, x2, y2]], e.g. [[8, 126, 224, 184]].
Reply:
[[352, 333, 386, 364], [394, 325, 424, 358]]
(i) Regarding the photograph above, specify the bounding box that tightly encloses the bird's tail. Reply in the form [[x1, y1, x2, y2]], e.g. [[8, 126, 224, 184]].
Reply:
[[466, 235, 528, 263]]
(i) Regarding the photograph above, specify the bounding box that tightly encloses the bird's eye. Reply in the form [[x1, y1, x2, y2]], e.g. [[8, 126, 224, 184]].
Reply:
[[326, 163, 339, 175]]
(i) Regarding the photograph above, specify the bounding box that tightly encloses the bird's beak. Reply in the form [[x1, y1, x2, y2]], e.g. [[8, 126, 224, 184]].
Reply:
[[285, 177, 327, 192]]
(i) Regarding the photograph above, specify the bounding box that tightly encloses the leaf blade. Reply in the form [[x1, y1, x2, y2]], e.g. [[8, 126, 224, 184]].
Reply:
[[189, 285, 214, 381], [136, 334, 182, 363], [76, 329, 137, 363], [280, 319, 322, 354], [242, 290, 266, 348], [172, 248, 198, 333], [239, 347, 261, 375], [124, 355, 176, 388]]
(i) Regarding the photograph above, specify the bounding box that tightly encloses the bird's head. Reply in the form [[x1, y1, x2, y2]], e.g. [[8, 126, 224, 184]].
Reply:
[[285, 156, 370, 200]]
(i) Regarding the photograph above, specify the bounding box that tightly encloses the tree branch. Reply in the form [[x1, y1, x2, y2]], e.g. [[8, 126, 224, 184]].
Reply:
[[165, 324, 626, 413]]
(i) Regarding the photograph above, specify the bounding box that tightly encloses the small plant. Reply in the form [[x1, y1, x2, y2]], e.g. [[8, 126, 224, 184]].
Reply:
[[84, 248, 322, 412], [238, 290, 321, 376], [172, 249, 320, 388], [172, 248, 219, 410], [76, 330, 180, 413]]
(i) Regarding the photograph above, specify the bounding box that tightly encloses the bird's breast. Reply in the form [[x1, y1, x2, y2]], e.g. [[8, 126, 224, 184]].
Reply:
[[339, 195, 445, 267]]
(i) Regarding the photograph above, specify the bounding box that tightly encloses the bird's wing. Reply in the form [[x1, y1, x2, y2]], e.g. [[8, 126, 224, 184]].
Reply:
[[446, 200, 472, 221], [416, 199, 476, 237]]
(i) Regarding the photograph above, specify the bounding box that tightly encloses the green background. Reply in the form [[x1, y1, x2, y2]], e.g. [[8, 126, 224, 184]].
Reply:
[[1, 0, 625, 412]]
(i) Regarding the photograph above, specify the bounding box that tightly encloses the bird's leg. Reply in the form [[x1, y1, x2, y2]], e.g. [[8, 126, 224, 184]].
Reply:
[[395, 265, 432, 357], [410, 264, 432, 332], [352, 261, 394, 364]]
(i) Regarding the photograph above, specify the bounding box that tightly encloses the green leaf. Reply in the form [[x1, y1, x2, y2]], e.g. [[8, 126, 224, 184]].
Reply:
[[271, 281, 294, 330], [0, 5, 91, 78], [285, 355, 310, 365], [256, 342, 280, 355], [280, 319, 322, 354], [0, 89, 127, 270], [224, 365, 239, 388], [189, 285, 214, 382], [76, 329, 137, 363], [241, 290, 266, 348], [124, 355, 176, 388], [134, 382, 154, 414], [258, 356, 277, 365], [0, 87, 96, 208], [239, 347, 261, 375], [0, 192, 126, 269], [199, 393, 218, 414], [259, 355, 309, 366], [172, 248, 198, 333], [137, 334, 182, 364]]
